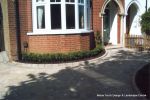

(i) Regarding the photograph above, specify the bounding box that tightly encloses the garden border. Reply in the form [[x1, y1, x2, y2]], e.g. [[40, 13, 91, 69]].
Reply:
[[12, 49, 108, 69]]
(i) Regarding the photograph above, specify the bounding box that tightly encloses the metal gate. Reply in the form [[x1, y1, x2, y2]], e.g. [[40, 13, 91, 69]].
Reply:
[[0, 4, 5, 52]]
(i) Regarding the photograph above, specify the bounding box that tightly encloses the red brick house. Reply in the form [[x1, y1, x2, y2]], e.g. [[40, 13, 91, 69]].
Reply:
[[0, 0, 126, 61]]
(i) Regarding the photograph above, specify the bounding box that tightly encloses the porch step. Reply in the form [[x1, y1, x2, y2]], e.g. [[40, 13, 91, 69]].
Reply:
[[0, 51, 9, 63], [105, 45, 123, 50]]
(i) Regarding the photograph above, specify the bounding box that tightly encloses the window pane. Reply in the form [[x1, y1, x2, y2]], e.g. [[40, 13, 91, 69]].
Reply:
[[37, 0, 44, 2], [87, 8, 90, 29], [87, 0, 91, 29], [56, 0, 61, 2], [79, 5, 84, 29], [51, 4, 61, 29], [37, 6, 45, 29], [81, 0, 84, 3], [70, 0, 74, 2], [66, 4, 75, 29], [78, 0, 84, 3], [50, 0, 55, 2], [66, 0, 69, 2]]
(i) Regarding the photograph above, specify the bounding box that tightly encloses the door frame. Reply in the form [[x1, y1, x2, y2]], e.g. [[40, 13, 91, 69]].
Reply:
[[0, 3, 5, 52]]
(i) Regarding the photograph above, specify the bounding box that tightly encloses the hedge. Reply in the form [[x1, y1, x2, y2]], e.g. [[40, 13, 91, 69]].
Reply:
[[22, 45, 104, 63]]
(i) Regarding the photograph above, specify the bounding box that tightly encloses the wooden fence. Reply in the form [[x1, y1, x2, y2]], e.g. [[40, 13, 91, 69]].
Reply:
[[125, 34, 150, 50]]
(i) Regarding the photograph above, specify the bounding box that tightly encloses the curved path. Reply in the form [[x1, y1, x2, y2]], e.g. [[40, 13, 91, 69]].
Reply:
[[0, 46, 149, 100]]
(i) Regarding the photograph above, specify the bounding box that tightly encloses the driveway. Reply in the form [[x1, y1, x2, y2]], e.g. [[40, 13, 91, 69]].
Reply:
[[0, 47, 149, 100]]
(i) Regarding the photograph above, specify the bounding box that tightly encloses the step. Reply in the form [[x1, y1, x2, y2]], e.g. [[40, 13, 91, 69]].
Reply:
[[105, 45, 123, 50], [0, 51, 9, 63]]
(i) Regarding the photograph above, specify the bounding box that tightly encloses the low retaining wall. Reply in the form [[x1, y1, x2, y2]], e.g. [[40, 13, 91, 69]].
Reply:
[[27, 32, 95, 53]]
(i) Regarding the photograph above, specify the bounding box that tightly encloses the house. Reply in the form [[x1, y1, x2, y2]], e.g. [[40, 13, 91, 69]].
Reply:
[[93, 0, 150, 45], [0, 0, 149, 61]]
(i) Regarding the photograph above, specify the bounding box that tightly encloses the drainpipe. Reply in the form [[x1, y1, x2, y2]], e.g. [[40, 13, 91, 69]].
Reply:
[[100, 14, 104, 47], [15, 0, 22, 60], [90, 0, 93, 30], [146, 0, 148, 12]]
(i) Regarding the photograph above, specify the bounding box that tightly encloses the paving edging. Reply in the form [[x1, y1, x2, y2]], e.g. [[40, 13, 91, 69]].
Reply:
[[11, 50, 108, 69]]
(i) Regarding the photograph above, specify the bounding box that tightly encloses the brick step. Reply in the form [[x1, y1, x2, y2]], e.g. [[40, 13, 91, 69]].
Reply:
[[105, 44, 123, 50], [0, 51, 9, 63]]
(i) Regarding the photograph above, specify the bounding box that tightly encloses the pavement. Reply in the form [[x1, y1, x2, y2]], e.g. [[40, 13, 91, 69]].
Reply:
[[0, 46, 149, 100], [0, 51, 9, 63]]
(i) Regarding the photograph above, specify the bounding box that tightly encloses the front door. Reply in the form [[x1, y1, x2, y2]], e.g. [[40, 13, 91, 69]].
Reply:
[[0, 4, 5, 52], [104, 8, 110, 45]]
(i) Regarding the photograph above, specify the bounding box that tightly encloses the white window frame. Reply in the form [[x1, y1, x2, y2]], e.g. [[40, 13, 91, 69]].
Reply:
[[28, 0, 92, 35]]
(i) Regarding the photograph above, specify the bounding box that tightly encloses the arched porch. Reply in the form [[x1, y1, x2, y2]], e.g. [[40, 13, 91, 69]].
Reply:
[[125, 0, 141, 35], [100, 0, 125, 46]]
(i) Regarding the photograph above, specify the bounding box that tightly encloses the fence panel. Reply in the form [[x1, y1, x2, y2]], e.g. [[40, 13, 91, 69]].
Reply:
[[144, 35, 150, 50], [125, 34, 150, 50]]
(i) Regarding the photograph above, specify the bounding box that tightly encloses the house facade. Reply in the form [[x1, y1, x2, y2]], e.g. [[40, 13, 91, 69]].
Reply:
[[93, 0, 150, 45], [0, 0, 149, 61]]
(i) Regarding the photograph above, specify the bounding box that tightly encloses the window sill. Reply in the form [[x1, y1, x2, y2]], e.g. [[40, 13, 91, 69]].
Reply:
[[27, 29, 93, 35]]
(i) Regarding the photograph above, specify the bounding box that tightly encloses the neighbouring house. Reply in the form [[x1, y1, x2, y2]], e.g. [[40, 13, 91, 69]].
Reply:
[[0, 0, 149, 61]]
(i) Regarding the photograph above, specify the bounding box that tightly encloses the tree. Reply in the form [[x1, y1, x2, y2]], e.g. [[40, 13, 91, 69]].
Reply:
[[141, 8, 150, 35]]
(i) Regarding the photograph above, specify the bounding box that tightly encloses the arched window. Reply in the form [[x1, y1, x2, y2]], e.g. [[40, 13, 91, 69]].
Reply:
[[30, 0, 91, 35]]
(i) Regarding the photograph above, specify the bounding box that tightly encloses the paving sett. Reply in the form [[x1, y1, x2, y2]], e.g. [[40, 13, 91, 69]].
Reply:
[[0, 47, 149, 100]]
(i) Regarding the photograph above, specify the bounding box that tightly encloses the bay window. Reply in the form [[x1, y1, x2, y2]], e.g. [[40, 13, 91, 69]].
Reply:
[[31, 0, 91, 34]]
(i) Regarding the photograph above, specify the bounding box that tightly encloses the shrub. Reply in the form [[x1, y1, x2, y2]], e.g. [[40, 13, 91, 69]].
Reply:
[[22, 45, 104, 63], [141, 8, 150, 35], [95, 31, 102, 47]]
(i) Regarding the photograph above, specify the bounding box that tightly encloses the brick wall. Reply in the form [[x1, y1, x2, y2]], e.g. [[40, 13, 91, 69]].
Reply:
[[18, 0, 32, 51], [7, 0, 17, 60], [92, 0, 104, 33], [28, 33, 94, 53]]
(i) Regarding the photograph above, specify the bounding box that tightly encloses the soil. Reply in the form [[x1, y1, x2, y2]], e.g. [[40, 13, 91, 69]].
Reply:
[[135, 63, 150, 99]]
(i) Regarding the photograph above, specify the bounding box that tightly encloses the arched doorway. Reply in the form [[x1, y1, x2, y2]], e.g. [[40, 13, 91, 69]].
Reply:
[[126, 3, 140, 35], [103, 1, 119, 45], [0, 4, 5, 52], [101, 0, 124, 45]]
